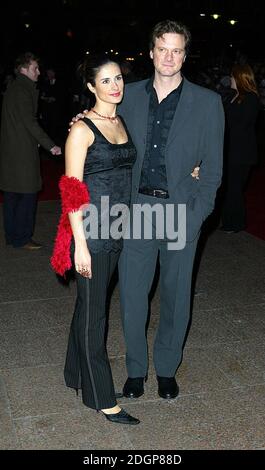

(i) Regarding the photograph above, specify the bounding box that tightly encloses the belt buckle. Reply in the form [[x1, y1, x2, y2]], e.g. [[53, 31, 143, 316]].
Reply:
[[154, 189, 166, 198], [139, 188, 168, 198]]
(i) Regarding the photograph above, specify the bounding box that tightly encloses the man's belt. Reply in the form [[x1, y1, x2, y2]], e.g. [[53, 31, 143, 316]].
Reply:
[[139, 188, 169, 199]]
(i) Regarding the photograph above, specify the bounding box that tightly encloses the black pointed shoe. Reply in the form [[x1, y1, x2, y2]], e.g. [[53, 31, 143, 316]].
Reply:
[[101, 408, 140, 425], [123, 377, 145, 398], [157, 376, 179, 399]]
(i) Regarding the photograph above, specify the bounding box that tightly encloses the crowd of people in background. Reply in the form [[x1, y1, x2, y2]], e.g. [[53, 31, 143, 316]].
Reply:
[[1, 51, 264, 232], [1, 53, 265, 133], [0, 49, 264, 246]]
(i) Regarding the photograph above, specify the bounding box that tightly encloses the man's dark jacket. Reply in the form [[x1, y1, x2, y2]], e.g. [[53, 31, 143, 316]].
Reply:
[[119, 77, 225, 241], [0, 74, 55, 193]]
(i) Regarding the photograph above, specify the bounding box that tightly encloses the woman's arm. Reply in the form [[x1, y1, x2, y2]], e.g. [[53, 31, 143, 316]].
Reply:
[[65, 122, 94, 278]]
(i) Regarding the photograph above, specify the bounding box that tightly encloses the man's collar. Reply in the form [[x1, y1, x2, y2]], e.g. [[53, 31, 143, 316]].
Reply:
[[17, 73, 37, 88], [145, 75, 155, 93], [145, 75, 184, 95]]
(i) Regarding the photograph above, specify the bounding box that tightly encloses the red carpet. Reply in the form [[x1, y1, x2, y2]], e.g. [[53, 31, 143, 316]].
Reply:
[[38, 158, 65, 201], [0, 157, 64, 203], [0, 158, 264, 241]]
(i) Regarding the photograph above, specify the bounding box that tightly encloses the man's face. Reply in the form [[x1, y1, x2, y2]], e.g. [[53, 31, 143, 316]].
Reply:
[[150, 33, 186, 78], [21, 60, 40, 82]]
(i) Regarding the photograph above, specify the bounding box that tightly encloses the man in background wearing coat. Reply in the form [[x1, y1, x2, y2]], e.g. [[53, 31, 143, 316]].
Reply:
[[0, 52, 61, 249], [118, 20, 224, 399]]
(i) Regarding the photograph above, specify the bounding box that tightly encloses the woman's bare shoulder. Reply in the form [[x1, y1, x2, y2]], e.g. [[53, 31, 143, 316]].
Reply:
[[68, 119, 94, 142]]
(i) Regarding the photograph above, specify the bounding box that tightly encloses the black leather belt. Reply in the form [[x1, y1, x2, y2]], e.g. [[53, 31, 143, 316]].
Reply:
[[139, 188, 169, 199]]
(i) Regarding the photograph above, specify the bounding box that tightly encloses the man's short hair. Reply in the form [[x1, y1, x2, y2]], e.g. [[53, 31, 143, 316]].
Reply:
[[14, 52, 39, 75], [149, 19, 191, 53]]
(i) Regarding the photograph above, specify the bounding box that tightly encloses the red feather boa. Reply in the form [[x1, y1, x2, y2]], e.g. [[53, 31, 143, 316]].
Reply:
[[50, 175, 90, 276]]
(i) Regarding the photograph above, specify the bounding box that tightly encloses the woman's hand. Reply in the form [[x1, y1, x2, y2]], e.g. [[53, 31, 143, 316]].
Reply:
[[74, 243, 92, 279], [191, 166, 200, 180]]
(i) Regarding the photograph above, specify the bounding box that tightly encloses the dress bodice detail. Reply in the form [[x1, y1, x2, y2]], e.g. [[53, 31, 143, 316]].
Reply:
[[81, 117, 136, 252]]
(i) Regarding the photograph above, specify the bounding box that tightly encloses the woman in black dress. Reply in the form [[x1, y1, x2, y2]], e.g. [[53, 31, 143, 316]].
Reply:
[[221, 64, 260, 232], [51, 55, 139, 424]]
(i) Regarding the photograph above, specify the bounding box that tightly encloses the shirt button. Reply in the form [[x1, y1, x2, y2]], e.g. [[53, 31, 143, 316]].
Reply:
[[157, 120, 160, 124], [151, 168, 155, 172], [154, 144, 157, 148]]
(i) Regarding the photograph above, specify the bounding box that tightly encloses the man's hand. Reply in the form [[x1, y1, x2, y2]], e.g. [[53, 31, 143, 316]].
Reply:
[[50, 145, 62, 155], [68, 109, 88, 130], [191, 166, 200, 180]]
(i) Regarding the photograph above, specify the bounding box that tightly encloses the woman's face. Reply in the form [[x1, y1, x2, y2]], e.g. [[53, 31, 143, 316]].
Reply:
[[88, 62, 124, 105]]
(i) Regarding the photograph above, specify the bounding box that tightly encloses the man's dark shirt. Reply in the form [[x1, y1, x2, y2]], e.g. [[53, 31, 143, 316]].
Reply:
[[139, 77, 183, 192]]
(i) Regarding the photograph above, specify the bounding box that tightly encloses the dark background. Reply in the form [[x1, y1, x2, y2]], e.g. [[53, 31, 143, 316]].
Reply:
[[1, 0, 265, 68], [1, 0, 265, 139], [0, 1, 264, 238]]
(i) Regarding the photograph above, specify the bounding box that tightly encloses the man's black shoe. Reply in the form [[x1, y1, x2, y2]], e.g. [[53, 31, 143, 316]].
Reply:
[[157, 376, 179, 399], [22, 239, 42, 250], [123, 377, 144, 398]]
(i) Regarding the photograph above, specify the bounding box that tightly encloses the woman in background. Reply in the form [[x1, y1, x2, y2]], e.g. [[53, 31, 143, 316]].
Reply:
[[221, 64, 260, 233]]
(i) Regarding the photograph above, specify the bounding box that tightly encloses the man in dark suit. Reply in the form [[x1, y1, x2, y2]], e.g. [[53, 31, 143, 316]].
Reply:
[[0, 52, 61, 249], [118, 20, 224, 399]]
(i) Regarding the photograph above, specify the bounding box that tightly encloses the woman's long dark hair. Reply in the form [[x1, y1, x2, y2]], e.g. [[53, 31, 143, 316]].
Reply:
[[77, 54, 120, 108], [232, 64, 258, 103]]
